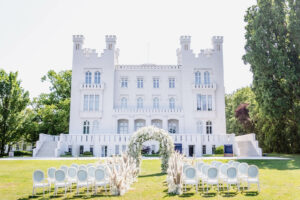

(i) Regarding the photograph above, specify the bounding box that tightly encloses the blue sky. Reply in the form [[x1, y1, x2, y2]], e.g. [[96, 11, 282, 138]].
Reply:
[[0, 0, 256, 98]]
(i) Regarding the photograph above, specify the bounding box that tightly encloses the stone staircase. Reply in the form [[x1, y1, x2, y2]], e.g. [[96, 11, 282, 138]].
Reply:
[[237, 141, 259, 156], [35, 141, 57, 157], [235, 133, 262, 157]]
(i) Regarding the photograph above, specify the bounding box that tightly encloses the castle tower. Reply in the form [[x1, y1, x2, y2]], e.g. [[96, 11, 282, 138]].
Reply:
[[73, 35, 84, 52], [105, 35, 116, 50]]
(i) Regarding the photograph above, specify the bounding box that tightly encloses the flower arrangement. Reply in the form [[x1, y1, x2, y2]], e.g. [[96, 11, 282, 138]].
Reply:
[[105, 153, 139, 196], [166, 151, 184, 195], [127, 126, 174, 173]]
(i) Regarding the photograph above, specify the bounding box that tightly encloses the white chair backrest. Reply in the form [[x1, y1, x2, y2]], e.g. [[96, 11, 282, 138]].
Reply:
[[184, 167, 197, 180], [227, 167, 237, 179], [79, 165, 87, 171], [88, 166, 96, 178], [201, 164, 210, 176], [71, 164, 78, 169], [232, 162, 240, 168], [77, 170, 88, 182], [228, 160, 234, 165], [248, 165, 259, 178], [220, 164, 229, 176], [207, 167, 218, 179], [196, 162, 204, 172], [33, 170, 45, 183], [211, 161, 217, 166], [68, 167, 77, 178], [215, 162, 223, 169], [238, 163, 249, 175], [60, 165, 68, 174], [96, 165, 105, 170], [47, 167, 56, 179], [95, 169, 105, 182], [55, 169, 66, 183], [183, 164, 191, 172], [87, 164, 94, 168]]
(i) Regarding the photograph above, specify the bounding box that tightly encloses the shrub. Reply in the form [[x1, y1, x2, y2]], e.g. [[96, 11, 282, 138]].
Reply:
[[214, 146, 224, 154], [80, 151, 93, 157], [13, 151, 32, 157]]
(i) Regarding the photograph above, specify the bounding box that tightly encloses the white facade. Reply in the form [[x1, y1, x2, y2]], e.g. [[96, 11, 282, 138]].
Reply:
[[33, 35, 262, 158]]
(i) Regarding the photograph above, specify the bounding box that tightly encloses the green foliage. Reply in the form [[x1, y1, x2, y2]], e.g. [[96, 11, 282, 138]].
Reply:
[[0, 69, 30, 156], [80, 151, 93, 157], [214, 146, 224, 154], [13, 150, 32, 157], [243, 0, 300, 153]]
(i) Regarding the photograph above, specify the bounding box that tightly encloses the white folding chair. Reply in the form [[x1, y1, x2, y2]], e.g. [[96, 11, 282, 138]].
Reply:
[[238, 162, 249, 189], [232, 161, 240, 169], [71, 164, 79, 169], [60, 165, 68, 174], [76, 169, 90, 195], [183, 167, 198, 193], [219, 164, 229, 183], [196, 162, 204, 183], [67, 167, 77, 191], [225, 167, 239, 192], [54, 169, 69, 195], [204, 167, 219, 193], [247, 165, 260, 192], [47, 167, 56, 187], [228, 160, 234, 165], [87, 166, 96, 191], [94, 168, 109, 194], [32, 170, 50, 196], [79, 165, 87, 171]]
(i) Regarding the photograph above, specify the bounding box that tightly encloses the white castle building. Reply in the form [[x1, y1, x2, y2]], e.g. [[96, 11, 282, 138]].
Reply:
[[32, 35, 262, 158]]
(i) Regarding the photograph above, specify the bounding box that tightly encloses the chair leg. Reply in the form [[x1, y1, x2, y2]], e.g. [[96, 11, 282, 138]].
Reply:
[[217, 183, 219, 192], [258, 182, 260, 192], [77, 186, 79, 195], [32, 187, 34, 196], [237, 183, 240, 192], [196, 184, 198, 193]]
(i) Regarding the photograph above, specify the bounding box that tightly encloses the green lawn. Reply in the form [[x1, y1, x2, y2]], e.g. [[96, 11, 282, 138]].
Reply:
[[0, 155, 300, 200]]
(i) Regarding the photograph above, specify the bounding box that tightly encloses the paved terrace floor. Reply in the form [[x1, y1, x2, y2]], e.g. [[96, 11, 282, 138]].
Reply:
[[0, 156, 290, 160]]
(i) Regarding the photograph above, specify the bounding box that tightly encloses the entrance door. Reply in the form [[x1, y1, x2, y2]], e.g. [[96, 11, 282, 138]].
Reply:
[[188, 145, 195, 157], [174, 143, 182, 153], [101, 145, 107, 157]]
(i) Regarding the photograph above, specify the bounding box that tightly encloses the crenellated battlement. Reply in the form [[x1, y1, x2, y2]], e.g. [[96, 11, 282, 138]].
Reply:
[[105, 35, 116, 42], [73, 35, 84, 43], [212, 36, 223, 43], [180, 35, 191, 44]]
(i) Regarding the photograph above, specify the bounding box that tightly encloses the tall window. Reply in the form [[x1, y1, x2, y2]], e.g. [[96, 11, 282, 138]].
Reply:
[[153, 78, 159, 88], [168, 119, 178, 134], [169, 98, 175, 109], [94, 71, 101, 84], [201, 95, 207, 111], [85, 71, 92, 84], [137, 97, 143, 109], [202, 145, 206, 154], [121, 77, 128, 88], [137, 78, 143, 88], [153, 97, 159, 109], [208, 95, 212, 111], [115, 145, 120, 155], [212, 145, 216, 154], [121, 97, 127, 109], [197, 121, 203, 134], [135, 119, 145, 131], [83, 120, 90, 134], [204, 71, 210, 85], [195, 71, 201, 86], [118, 120, 128, 134], [95, 95, 99, 111], [169, 78, 175, 88], [92, 120, 99, 133], [151, 119, 162, 128], [206, 121, 212, 134], [89, 95, 94, 111], [83, 95, 89, 111]]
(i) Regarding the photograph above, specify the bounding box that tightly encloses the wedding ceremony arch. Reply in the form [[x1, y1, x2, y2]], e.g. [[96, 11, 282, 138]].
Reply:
[[127, 126, 174, 173]]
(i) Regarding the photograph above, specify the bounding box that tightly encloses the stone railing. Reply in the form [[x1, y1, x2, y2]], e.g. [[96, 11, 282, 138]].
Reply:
[[235, 133, 262, 156], [33, 134, 59, 157], [80, 83, 105, 90], [113, 107, 183, 114], [116, 64, 182, 71], [192, 83, 216, 90]]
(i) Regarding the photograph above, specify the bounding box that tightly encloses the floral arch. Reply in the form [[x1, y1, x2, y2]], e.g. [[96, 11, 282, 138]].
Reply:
[[127, 126, 174, 173]]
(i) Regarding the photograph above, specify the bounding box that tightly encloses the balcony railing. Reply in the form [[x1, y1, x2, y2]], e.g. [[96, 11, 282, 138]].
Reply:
[[113, 107, 183, 113], [192, 83, 216, 90], [80, 83, 105, 90]]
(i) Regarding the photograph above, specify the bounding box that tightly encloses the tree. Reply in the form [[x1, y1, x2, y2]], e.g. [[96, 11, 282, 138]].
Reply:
[[243, 0, 300, 153], [0, 70, 30, 156]]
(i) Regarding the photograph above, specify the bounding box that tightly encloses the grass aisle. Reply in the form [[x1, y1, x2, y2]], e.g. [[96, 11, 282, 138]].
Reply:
[[0, 155, 300, 199]]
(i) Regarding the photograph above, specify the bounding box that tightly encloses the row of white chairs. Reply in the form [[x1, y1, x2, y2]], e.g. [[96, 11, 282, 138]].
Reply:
[[182, 160, 260, 193], [32, 163, 110, 196]]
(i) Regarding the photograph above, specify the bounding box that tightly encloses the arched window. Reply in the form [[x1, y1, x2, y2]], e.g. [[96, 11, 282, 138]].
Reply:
[[206, 121, 212, 134], [94, 71, 101, 84], [92, 120, 99, 134], [168, 119, 179, 134], [137, 97, 143, 109], [153, 97, 159, 109], [169, 98, 175, 109], [195, 71, 201, 86], [83, 120, 90, 134], [121, 97, 127, 109], [135, 119, 145, 131], [118, 119, 128, 134], [204, 71, 210, 85], [151, 119, 162, 128], [197, 121, 203, 134], [85, 71, 92, 84]]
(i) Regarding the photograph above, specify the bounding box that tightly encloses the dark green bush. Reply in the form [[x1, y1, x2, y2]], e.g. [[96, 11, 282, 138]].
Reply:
[[13, 151, 32, 157], [79, 151, 93, 157], [214, 146, 224, 154]]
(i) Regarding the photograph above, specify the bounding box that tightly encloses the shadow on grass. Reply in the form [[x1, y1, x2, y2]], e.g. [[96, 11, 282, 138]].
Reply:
[[139, 172, 165, 178], [243, 191, 259, 196]]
